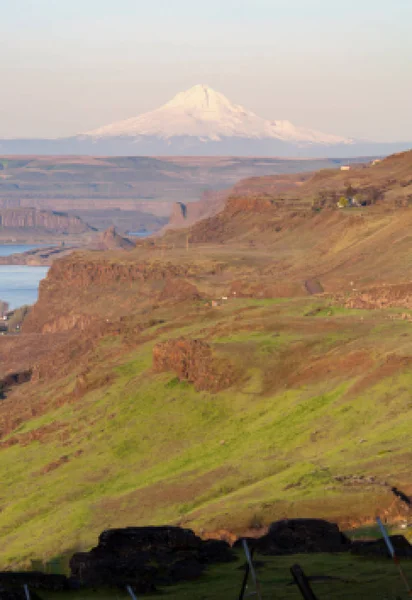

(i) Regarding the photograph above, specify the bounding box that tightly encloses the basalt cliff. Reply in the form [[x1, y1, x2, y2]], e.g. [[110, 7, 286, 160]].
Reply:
[[0, 207, 94, 234]]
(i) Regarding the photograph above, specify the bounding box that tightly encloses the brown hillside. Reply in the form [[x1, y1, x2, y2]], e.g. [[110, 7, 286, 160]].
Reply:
[[160, 150, 412, 295], [166, 171, 312, 230], [3, 151, 412, 567]]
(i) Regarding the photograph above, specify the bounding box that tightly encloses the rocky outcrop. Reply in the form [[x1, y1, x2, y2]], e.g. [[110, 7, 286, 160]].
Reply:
[[305, 279, 324, 295], [184, 193, 293, 244], [224, 194, 276, 216], [167, 191, 227, 230], [345, 282, 412, 310], [153, 337, 237, 392], [69, 526, 234, 592], [93, 226, 135, 251], [159, 278, 201, 302], [0, 370, 32, 399], [166, 171, 310, 232], [37, 256, 192, 288], [22, 255, 209, 334], [0, 208, 93, 233], [236, 519, 351, 555], [0, 245, 78, 266], [351, 535, 412, 558]]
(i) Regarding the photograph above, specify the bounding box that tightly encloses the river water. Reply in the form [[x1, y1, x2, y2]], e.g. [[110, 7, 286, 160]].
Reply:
[[0, 246, 49, 309]]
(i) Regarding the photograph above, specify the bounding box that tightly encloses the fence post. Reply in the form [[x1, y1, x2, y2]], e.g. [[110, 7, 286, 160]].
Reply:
[[238, 546, 255, 600], [290, 564, 319, 600], [240, 539, 263, 600], [377, 517, 412, 596], [126, 584, 138, 600]]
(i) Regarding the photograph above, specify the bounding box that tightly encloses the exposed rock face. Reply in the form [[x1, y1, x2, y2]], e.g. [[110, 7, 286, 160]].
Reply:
[[0, 370, 32, 399], [0, 245, 79, 266], [169, 202, 188, 226], [159, 278, 201, 302], [93, 226, 135, 251], [22, 256, 203, 334], [0, 208, 93, 233], [305, 279, 324, 295], [345, 282, 412, 310], [224, 195, 276, 216], [153, 337, 236, 392], [69, 526, 235, 591], [351, 535, 412, 558], [237, 519, 351, 555], [38, 256, 191, 288], [167, 191, 227, 230], [186, 194, 284, 244]]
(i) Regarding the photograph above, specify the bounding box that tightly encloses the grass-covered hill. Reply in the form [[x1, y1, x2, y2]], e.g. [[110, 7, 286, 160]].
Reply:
[[1, 151, 412, 569]]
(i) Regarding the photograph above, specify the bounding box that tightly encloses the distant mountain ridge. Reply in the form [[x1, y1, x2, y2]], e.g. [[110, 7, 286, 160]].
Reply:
[[0, 85, 411, 157]]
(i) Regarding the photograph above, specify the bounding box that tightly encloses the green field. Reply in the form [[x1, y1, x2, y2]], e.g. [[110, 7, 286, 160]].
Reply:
[[35, 552, 412, 599], [1, 293, 412, 569]]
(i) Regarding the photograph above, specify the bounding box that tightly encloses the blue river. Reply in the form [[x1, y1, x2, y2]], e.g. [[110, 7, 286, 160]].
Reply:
[[0, 246, 49, 309]]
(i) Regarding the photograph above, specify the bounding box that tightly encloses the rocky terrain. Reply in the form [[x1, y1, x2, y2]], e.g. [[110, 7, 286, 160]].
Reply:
[[0, 228, 135, 266], [166, 192, 227, 230], [2, 520, 412, 598], [0, 245, 80, 266], [165, 170, 312, 230], [0, 155, 367, 235], [0, 208, 93, 234], [1, 151, 412, 574], [91, 226, 135, 251]]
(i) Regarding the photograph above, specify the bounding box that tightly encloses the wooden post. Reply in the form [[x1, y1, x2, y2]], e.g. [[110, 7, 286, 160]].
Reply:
[[126, 585, 138, 600], [377, 517, 412, 596], [238, 546, 255, 600], [290, 564, 319, 600], [239, 540, 263, 600]]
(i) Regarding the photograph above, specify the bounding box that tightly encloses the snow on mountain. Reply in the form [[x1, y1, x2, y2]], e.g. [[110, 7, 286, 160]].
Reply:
[[84, 84, 352, 146]]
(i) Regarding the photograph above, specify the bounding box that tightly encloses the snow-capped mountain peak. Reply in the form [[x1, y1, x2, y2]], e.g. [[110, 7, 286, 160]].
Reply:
[[164, 84, 239, 113], [84, 84, 352, 146]]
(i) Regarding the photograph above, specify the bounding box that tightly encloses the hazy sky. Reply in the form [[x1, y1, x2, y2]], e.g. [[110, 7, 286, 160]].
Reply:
[[1, 0, 411, 140]]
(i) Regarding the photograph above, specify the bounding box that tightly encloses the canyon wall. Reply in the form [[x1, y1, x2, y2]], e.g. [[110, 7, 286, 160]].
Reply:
[[0, 208, 93, 233], [166, 191, 227, 230]]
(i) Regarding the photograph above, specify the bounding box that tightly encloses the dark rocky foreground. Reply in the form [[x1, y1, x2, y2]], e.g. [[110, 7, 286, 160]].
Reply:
[[235, 519, 351, 554], [351, 535, 412, 558], [70, 526, 235, 593], [1, 521, 412, 596], [0, 572, 68, 599]]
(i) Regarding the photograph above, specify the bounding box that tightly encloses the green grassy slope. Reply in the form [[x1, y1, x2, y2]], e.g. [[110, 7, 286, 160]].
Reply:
[[2, 296, 412, 568]]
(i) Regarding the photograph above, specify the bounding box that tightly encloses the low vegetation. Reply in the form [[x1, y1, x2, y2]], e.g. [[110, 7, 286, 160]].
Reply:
[[27, 552, 412, 599], [1, 292, 412, 568], [1, 151, 412, 581]]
